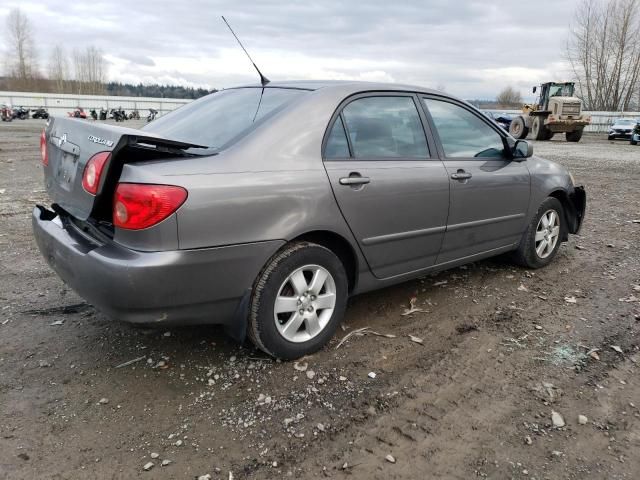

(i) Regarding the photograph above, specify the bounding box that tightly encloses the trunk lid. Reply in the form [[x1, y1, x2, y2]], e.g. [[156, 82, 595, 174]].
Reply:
[[43, 117, 205, 220]]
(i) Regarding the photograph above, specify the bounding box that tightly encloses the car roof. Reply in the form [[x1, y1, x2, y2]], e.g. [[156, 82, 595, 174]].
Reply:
[[227, 79, 443, 96]]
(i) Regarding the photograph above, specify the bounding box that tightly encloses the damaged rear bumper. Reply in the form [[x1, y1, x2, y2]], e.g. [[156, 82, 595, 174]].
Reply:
[[32, 205, 283, 336]]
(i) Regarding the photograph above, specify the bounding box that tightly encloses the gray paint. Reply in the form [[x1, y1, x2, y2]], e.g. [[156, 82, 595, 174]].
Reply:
[[33, 81, 585, 329]]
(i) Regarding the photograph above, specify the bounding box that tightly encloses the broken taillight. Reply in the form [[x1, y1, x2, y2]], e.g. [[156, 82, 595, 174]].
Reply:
[[40, 130, 48, 166], [82, 152, 111, 195]]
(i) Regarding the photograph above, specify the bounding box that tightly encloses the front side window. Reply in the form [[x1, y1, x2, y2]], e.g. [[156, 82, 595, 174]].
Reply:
[[341, 96, 428, 159], [423, 98, 505, 159]]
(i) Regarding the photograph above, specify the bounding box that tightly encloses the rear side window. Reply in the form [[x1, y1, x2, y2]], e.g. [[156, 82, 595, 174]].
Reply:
[[423, 98, 505, 158], [143, 88, 308, 154], [341, 96, 428, 159], [324, 116, 350, 158]]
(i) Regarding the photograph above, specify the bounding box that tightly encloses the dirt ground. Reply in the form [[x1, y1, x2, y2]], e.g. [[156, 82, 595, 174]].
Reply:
[[0, 120, 639, 480]]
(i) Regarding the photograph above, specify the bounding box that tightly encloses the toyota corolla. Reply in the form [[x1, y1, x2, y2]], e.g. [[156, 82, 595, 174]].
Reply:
[[33, 81, 586, 359]]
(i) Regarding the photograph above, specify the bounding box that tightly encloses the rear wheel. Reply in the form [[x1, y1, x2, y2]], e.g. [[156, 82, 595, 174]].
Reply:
[[248, 242, 348, 359], [566, 129, 584, 142], [631, 137, 638, 146], [509, 116, 528, 139], [512, 197, 566, 269]]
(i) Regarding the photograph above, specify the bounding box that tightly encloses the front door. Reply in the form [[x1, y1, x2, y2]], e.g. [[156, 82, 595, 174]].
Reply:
[[323, 94, 450, 279], [422, 97, 531, 264]]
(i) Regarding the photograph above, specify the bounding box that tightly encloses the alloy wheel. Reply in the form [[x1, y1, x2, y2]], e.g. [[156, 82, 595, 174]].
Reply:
[[535, 210, 560, 259], [273, 264, 337, 343]]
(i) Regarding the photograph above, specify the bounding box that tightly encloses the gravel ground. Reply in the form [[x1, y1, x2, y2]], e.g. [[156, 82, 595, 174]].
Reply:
[[0, 120, 639, 479]]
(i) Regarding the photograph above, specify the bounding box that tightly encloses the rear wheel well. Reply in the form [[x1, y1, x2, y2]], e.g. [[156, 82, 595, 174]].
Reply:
[[292, 231, 357, 293]]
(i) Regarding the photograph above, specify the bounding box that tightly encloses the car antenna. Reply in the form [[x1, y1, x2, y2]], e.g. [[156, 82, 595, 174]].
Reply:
[[221, 16, 270, 86]]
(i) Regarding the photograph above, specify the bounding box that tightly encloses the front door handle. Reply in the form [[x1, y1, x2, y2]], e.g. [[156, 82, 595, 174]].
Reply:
[[339, 175, 371, 186], [450, 170, 472, 180]]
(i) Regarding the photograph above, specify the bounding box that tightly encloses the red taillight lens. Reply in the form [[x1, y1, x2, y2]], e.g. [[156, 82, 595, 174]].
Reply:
[[82, 152, 111, 195], [113, 183, 187, 230], [40, 130, 48, 166]]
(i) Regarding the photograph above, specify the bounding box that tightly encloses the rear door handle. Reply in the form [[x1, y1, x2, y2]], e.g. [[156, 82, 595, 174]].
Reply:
[[450, 170, 472, 180], [339, 176, 370, 186]]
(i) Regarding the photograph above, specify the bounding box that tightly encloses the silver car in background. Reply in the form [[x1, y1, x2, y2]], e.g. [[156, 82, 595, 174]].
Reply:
[[608, 118, 636, 140], [33, 81, 586, 359]]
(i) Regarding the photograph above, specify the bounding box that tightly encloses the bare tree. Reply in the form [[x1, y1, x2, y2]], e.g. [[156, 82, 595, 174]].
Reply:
[[72, 46, 107, 95], [567, 0, 640, 111], [48, 45, 69, 93], [496, 86, 522, 107], [4, 8, 38, 89]]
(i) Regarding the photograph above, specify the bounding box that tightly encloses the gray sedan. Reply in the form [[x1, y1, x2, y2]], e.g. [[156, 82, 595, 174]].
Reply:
[[33, 81, 586, 359]]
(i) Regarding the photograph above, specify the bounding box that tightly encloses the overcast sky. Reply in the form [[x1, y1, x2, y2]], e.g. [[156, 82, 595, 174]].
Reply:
[[2, 0, 581, 99]]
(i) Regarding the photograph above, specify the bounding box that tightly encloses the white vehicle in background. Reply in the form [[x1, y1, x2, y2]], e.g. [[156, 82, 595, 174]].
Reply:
[[607, 118, 636, 141]]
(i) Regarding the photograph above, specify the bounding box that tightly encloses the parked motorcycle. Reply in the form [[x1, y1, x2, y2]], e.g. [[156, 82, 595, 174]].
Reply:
[[110, 108, 126, 122], [68, 107, 87, 119], [128, 109, 140, 120], [90, 109, 98, 120], [1, 104, 12, 122], [147, 108, 158, 122], [99, 108, 108, 121], [12, 106, 30, 120], [31, 107, 49, 119]]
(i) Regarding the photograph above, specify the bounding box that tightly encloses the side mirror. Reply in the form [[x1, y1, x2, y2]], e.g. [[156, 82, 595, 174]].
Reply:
[[513, 139, 533, 160], [532, 86, 537, 94]]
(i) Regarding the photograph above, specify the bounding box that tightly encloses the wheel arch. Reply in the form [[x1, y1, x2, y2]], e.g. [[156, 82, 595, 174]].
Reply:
[[291, 230, 359, 293], [548, 188, 584, 239]]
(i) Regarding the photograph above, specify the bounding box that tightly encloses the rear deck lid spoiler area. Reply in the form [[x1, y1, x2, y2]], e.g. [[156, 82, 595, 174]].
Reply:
[[43, 117, 206, 221]]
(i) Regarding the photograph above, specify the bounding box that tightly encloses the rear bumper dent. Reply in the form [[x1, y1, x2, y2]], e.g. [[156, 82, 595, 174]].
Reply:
[[32, 205, 283, 327]]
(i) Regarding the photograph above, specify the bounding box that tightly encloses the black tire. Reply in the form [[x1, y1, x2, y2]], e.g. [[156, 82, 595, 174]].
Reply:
[[248, 242, 348, 360], [509, 116, 528, 139], [532, 117, 550, 141], [566, 129, 583, 142], [631, 138, 638, 145], [512, 197, 566, 269], [608, 135, 615, 141]]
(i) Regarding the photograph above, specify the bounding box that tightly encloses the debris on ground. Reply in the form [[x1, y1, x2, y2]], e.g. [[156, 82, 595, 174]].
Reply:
[[408, 334, 424, 345], [143, 462, 154, 471], [401, 297, 426, 315], [551, 411, 566, 428], [114, 356, 146, 369], [385, 454, 396, 463]]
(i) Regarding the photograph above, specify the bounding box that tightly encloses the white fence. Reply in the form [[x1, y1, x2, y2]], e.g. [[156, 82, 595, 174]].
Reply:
[[486, 109, 640, 133], [0, 91, 191, 118]]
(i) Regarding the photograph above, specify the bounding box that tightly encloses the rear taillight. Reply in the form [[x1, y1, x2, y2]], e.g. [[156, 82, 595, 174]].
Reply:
[[113, 183, 187, 230], [82, 152, 111, 195], [40, 130, 48, 166]]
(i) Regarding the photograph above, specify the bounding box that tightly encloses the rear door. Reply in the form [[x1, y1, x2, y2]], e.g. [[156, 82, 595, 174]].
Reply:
[[421, 96, 531, 264], [323, 93, 450, 279]]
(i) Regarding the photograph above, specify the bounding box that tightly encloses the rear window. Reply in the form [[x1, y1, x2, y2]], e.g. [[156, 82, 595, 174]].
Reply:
[[142, 87, 308, 154]]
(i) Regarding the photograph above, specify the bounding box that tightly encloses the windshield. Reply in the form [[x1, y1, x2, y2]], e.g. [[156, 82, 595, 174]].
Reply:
[[143, 87, 309, 154], [548, 84, 575, 97], [615, 119, 634, 125]]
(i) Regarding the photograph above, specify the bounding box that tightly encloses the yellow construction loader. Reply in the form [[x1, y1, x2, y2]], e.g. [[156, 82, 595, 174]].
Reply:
[[509, 82, 591, 142]]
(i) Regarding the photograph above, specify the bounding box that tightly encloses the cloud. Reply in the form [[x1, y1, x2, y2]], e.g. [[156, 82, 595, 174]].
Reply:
[[2, 0, 581, 99]]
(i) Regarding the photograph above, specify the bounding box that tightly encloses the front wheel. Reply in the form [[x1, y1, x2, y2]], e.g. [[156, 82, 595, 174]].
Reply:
[[248, 242, 348, 359], [512, 197, 566, 269], [566, 129, 584, 142]]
